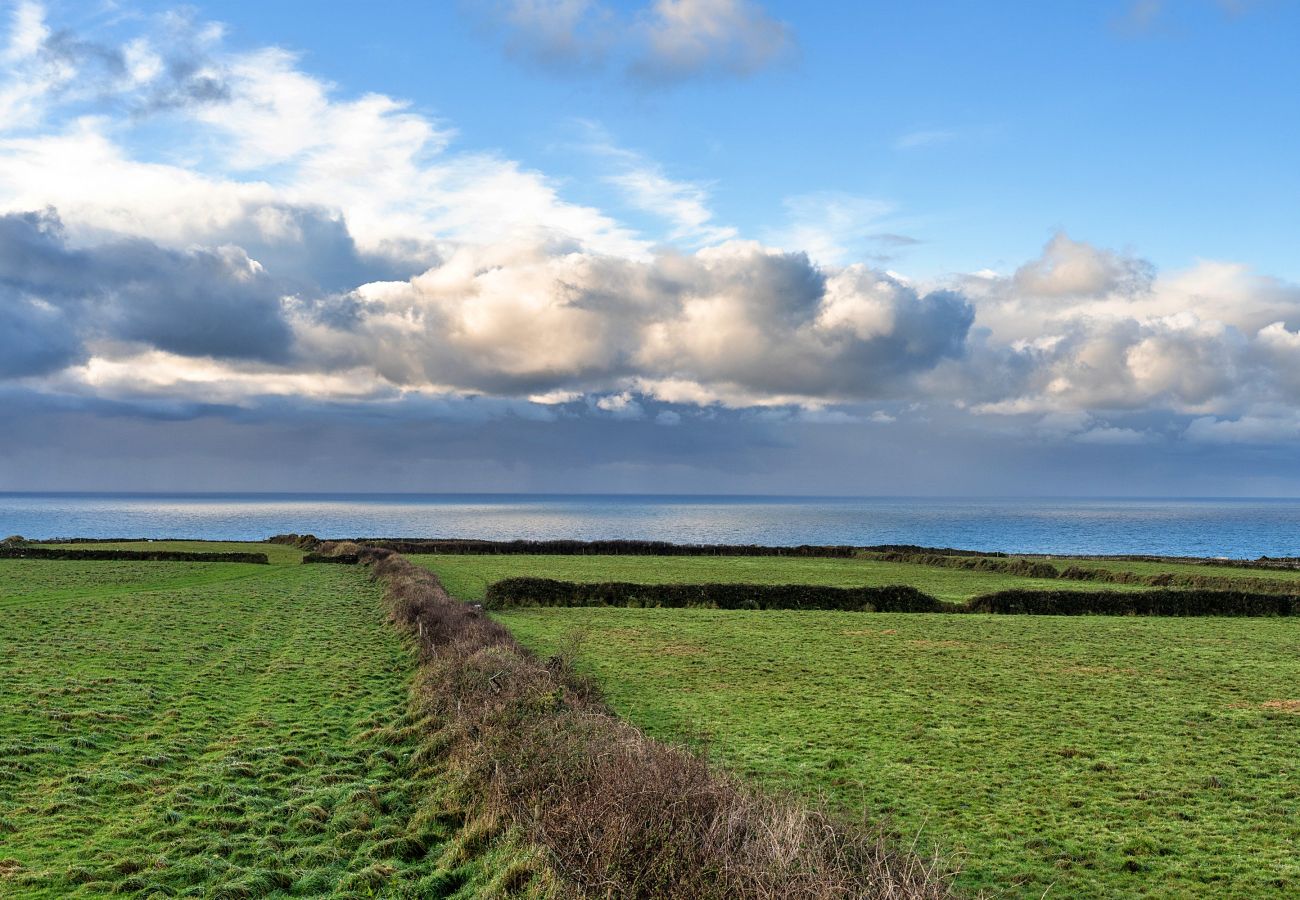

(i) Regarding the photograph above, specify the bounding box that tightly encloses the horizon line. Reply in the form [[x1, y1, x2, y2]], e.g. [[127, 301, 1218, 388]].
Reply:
[[3, 491, 1299, 502]]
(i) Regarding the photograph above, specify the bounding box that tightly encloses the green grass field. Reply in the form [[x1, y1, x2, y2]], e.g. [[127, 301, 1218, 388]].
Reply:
[[9, 545, 1295, 898], [0, 548, 518, 898], [410, 552, 1153, 603], [1015, 555, 1300, 585], [36, 540, 307, 566], [407, 553, 1299, 897], [492, 606, 1299, 898]]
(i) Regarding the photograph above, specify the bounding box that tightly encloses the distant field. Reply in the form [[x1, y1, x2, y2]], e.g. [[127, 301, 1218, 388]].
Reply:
[[0, 546, 508, 897], [36, 540, 305, 566], [412, 552, 1148, 603], [498, 606, 1300, 898], [1019, 555, 1300, 585]]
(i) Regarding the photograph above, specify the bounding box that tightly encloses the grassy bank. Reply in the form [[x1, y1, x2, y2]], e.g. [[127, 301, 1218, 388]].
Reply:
[[495, 606, 1300, 898], [0, 548, 529, 897]]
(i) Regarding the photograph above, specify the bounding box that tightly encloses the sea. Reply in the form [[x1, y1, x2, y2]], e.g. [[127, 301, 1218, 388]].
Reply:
[[2, 493, 1299, 558]]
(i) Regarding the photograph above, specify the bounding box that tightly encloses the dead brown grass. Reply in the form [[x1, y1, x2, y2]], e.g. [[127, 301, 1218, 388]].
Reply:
[[1260, 700, 1300, 713]]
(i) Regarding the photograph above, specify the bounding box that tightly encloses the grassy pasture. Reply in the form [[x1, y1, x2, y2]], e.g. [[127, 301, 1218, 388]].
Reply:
[[36, 540, 306, 566], [411, 553, 1148, 604], [0, 549, 516, 898], [496, 606, 1300, 898], [1022, 556, 1300, 585]]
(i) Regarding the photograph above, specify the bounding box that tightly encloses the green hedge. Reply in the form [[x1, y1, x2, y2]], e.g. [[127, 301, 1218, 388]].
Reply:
[[365, 539, 861, 558], [871, 551, 1059, 578], [0, 548, 269, 564], [965, 589, 1294, 617], [867, 550, 1300, 595], [302, 552, 360, 564], [484, 577, 946, 612], [359, 539, 1007, 558], [485, 578, 1294, 618]]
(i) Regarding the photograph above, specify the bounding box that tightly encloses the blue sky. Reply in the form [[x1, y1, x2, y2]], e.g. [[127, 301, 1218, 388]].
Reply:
[[128, 0, 1300, 279], [1, 1, 1299, 494]]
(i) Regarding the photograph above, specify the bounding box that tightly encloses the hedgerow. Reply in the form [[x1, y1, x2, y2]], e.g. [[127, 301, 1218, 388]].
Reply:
[[870, 552, 1060, 579], [366, 549, 958, 899], [865, 550, 1300, 595], [0, 547, 268, 564], [484, 577, 1295, 617], [362, 538, 861, 557], [358, 538, 1013, 559], [484, 577, 947, 613], [965, 588, 1294, 617]]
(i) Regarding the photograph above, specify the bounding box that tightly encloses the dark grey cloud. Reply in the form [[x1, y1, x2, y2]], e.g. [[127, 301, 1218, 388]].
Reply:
[[5, 387, 1300, 496], [0, 209, 294, 364], [99, 241, 293, 361], [0, 292, 82, 377], [206, 203, 429, 295]]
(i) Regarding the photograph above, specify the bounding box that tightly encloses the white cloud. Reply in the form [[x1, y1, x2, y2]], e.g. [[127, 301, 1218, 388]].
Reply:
[[4, 3, 1300, 455], [945, 233, 1300, 422], [0, 13, 648, 265], [487, 0, 611, 68], [1012, 232, 1153, 298], [605, 166, 735, 244], [581, 123, 736, 245], [769, 192, 895, 266], [3, 1, 46, 63], [632, 0, 793, 81], [476, 0, 793, 83], [894, 129, 957, 150], [291, 239, 973, 404], [595, 391, 645, 418]]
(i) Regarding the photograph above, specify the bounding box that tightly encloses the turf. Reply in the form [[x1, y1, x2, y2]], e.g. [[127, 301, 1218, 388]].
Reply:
[[495, 606, 1299, 898], [0, 556, 518, 898], [411, 553, 1148, 604]]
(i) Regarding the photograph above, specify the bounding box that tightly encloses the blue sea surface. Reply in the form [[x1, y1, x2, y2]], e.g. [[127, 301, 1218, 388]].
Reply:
[[1, 493, 1298, 558]]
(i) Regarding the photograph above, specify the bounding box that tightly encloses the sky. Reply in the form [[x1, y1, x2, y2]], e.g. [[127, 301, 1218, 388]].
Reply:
[[1, 0, 1299, 495]]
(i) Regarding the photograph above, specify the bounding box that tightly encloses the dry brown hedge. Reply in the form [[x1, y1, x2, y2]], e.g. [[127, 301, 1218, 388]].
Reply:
[[364, 548, 959, 900]]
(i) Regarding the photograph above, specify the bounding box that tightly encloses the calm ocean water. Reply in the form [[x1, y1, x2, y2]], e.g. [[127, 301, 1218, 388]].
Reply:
[[2, 493, 1299, 558]]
